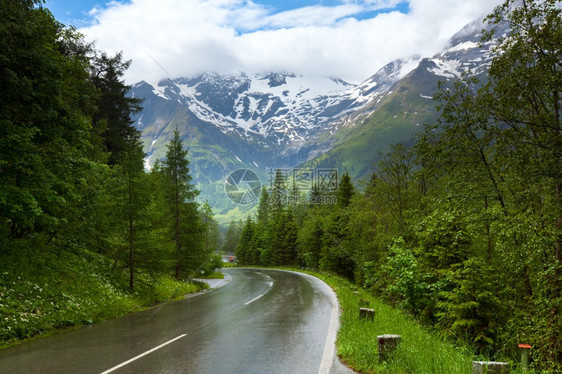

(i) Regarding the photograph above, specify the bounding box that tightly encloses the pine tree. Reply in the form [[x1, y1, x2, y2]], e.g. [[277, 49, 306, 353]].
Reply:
[[279, 209, 298, 265], [201, 201, 220, 254], [319, 210, 355, 279], [162, 129, 199, 279], [436, 257, 502, 351], [337, 172, 355, 208], [269, 169, 288, 217], [297, 216, 324, 269], [118, 133, 150, 291], [0, 1, 96, 243], [257, 186, 270, 227], [145, 161, 176, 273], [221, 220, 240, 255], [236, 216, 256, 265], [90, 51, 142, 165]]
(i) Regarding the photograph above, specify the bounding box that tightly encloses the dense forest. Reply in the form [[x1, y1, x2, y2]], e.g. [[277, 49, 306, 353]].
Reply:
[[1, 0, 560, 371], [235, 0, 562, 371], [0, 0, 220, 344]]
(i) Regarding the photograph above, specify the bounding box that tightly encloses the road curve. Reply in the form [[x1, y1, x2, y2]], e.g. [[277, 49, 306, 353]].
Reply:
[[0, 268, 354, 374]]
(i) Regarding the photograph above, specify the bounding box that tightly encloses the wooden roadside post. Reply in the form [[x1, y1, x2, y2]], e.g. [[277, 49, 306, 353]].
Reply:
[[377, 334, 401, 362], [359, 307, 375, 321], [471, 361, 510, 374]]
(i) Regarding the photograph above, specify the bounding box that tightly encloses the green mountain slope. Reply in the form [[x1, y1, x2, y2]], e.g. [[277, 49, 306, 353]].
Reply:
[[303, 62, 441, 181]]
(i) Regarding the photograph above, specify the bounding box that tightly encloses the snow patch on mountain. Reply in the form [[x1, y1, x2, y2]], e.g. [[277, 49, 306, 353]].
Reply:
[[429, 59, 462, 78], [131, 16, 506, 172], [446, 40, 479, 53], [135, 71, 397, 148]]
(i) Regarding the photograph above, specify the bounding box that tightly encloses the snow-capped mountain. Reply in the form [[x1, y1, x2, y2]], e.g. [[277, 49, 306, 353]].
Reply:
[[423, 19, 501, 81], [130, 65, 417, 169], [301, 18, 505, 179], [129, 17, 503, 215]]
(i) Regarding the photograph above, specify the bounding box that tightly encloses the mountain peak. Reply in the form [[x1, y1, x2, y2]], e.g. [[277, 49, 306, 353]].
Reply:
[[258, 72, 295, 88], [130, 15, 500, 213]]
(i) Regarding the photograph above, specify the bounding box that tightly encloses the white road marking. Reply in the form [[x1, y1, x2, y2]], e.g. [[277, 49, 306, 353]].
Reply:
[[100, 334, 187, 374], [317, 280, 339, 374], [244, 293, 266, 305], [244, 281, 273, 306], [257, 270, 340, 374]]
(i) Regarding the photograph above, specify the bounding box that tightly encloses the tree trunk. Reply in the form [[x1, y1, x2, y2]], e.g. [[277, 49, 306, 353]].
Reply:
[[129, 170, 134, 292], [174, 165, 181, 279]]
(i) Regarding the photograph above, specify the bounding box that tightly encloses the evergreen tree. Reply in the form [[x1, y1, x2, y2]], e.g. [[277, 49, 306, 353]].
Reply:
[[201, 201, 220, 254], [251, 186, 270, 264], [320, 210, 355, 279], [162, 129, 199, 279], [424, 1, 562, 366], [236, 216, 256, 265], [221, 220, 240, 254], [257, 186, 270, 227], [297, 216, 324, 269], [269, 169, 288, 217], [436, 257, 502, 350], [145, 160, 176, 272], [279, 209, 298, 265], [0, 1, 96, 244], [115, 133, 151, 291], [90, 51, 142, 165], [337, 172, 355, 208]]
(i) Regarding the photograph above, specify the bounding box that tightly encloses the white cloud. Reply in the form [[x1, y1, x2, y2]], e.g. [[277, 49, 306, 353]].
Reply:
[[80, 0, 503, 84]]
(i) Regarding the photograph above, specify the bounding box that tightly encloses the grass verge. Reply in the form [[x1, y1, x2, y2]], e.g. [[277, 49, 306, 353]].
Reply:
[[296, 270, 476, 374], [0, 248, 207, 349], [193, 271, 225, 279]]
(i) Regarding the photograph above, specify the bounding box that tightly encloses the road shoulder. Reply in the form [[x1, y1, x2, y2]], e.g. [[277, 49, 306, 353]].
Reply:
[[186, 273, 233, 299]]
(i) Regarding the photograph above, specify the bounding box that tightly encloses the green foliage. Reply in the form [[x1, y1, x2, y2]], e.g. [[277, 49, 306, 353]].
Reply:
[[0, 247, 206, 346], [257, 186, 270, 226], [198, 253, 223, 276], [232, 1, 562, 370], [201, 201, 221, 254], [337, 172, 355, 208], [0, 2, 93, 241], [0, 1, 217, 347], [236, 216, 257, 266], [384, 237, 428, 318], [221, 219, 241, 254], [319, 210, 355, 279], [297, 216, 324, 269], [90, 51, 142, 165], [161, 128, 203, 279], [435, 257, 502, 350], [302, 270, 475, 374]]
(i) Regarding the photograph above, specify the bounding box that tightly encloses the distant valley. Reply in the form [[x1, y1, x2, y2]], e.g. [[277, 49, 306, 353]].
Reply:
[[130, 18, 500, 220]]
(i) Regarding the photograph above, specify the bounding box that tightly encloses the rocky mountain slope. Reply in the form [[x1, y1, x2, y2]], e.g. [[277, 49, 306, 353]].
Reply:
[[129, 18, 501, 217], [303, 19, 501, 179]]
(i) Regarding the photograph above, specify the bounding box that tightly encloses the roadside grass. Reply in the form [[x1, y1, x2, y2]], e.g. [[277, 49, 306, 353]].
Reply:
[[193, 270, 225, 279], [143, 275, 207, 304], [0, 247, 207, 348], [297, 270, 476, 374]]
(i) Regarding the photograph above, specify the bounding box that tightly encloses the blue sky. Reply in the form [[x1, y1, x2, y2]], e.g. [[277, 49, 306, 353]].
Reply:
[[46, 0, 410, 27], [45, 0, 502, 84]]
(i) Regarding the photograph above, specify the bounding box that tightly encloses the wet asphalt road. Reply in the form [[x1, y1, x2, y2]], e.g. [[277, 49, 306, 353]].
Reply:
[[0, 269, 354, 374]]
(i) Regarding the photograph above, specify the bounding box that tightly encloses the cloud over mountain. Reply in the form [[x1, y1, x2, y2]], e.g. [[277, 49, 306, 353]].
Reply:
[[80, 0, 502, 84]]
